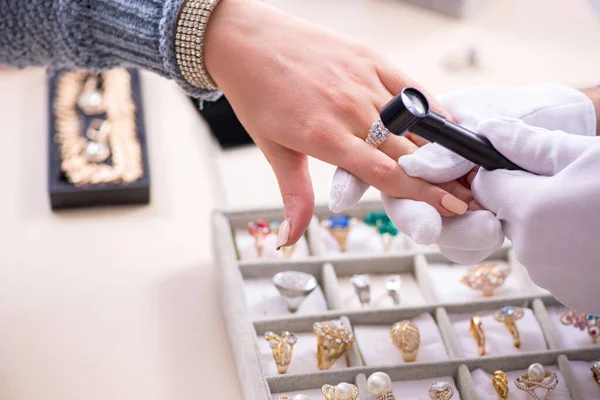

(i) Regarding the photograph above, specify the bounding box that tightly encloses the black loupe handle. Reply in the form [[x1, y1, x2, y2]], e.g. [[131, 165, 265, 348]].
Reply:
[[380, 88, 524, 171]]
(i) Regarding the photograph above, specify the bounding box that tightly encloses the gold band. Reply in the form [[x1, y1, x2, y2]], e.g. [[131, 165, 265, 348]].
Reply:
[[492, 370, 508, 399], [390, 320, 420, 362], [470, 316, 486, 356], [175, 0, 221, 89]]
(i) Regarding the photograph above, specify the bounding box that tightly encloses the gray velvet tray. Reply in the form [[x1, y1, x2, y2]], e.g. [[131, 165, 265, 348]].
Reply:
[[213, 201, 600, 400]]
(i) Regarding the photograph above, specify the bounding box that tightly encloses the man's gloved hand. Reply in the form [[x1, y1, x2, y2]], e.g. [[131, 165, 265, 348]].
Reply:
[[465, 117, 600, 315], [330, 84, 596, 263]]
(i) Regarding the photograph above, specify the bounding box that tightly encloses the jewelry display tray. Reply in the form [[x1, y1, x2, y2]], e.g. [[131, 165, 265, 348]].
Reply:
[[213, 201, 600, 400], [398, 0, 491, 18], [47, 69, 151, 210]]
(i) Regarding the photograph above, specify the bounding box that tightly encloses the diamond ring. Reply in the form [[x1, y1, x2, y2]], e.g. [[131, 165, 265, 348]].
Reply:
[[351, 274, 371, 307], [385, 275, 402, 305], [366, 120, 391, 148], [272, 271, 318, 313], [429, 381, 454, 400], [313, 319, 354, 370], [264, 331, 297, 374]]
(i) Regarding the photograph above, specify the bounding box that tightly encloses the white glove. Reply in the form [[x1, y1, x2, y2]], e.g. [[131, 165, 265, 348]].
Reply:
[[330, 84, 596, 263], [467, 117, 600, 315]]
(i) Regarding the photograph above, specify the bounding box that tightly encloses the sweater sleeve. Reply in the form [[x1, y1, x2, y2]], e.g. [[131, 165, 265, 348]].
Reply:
[[0, 0, 221, 100]]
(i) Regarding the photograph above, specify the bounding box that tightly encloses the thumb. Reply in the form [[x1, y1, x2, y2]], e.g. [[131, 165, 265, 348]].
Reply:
[[477, 117, 597, 176], [260, 141, 315, 248], [398, 142, 475, 183]]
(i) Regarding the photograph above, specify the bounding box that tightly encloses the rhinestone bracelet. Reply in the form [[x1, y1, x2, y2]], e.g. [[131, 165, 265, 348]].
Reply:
[[175, 0, 221, 90]]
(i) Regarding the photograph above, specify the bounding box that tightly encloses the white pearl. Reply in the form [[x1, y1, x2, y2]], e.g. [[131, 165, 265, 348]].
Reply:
[[293, 395, 312, 400], [334, 382, 354, 400], [367, 372, 393, 396], [528, 363, 546, 382]]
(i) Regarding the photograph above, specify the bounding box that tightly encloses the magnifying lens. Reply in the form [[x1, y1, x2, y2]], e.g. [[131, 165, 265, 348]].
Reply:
[[380, 87, 524, 171]]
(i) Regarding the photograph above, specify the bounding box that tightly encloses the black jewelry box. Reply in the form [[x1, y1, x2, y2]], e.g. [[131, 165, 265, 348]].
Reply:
[[48, 69, 151, 210]]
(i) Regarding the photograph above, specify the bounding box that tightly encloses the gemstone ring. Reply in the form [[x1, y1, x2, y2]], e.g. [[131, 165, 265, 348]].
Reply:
[[264, 331, 298, 374], [385, 275, 402, 305], [351, 274, 371, 307], [428, 381, 454, 400], [313, 319, 354, 370], [366, 120, 391, 148], [591, 360, 600, 388], [560, 311, 600, 344], [460, 263, 511, 297], [321, 215, 356, 253], [272, 271, 317, 313], [248, 219, 271, 259], [364, 211, 399, 252], [321, 382, 358, 400], [494, 306, 525, 348], [367, 372, 396, 400], [514, 363, 558, 400]]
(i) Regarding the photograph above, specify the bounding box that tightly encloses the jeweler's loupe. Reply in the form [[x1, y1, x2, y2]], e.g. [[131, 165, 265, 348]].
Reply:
[[380, 87, 525, 171]]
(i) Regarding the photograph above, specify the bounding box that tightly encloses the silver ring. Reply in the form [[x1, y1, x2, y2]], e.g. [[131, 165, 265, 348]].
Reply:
[[385, 275, 402, 305], [351, 274, 371, 307], [272, 271, 318, 313], [366, 120, 391, 148]]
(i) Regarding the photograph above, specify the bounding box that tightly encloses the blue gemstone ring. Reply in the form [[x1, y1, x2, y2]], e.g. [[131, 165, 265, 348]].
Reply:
[[321, 215, 356, 253], [494, 306, 525, 349]]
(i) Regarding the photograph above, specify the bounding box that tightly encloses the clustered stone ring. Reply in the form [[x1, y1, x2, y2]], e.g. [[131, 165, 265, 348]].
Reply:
[[429, 380, 454, 400], [460, 263, 511, 297], [514, 363, 558, 400], [366, 120, 391, 148], [560, 310, 600, 344], [264, 331, 297, 374]]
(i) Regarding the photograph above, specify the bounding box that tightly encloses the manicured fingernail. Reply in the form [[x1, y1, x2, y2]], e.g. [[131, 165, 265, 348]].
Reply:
[[468, 200, 484, 211], [467, 170, 478, 185], [440, 194, 468, 215], [276, 219, 291, 249]]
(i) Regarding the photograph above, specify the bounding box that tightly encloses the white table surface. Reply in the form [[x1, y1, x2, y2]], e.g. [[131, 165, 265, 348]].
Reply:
[[0, 1, 599, 399]]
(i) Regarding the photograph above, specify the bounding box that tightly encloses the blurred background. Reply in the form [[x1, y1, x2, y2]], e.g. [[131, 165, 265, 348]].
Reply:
[[0, 0, 598, 399]]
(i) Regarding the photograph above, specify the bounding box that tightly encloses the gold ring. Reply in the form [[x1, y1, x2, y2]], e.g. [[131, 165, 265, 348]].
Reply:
[[460, 264, 511, 297], [514, 363, 558, 399], [429, 381, 454, 400], [493, 306, 524, 348], [264, 331, 298, 374], [390, 320, 420, 362], [321, 215, 356, 253], [492, 370, 508, 399], [470, 316, 486, 356], [313, 319, 354, 370], [591, 361, 600, 388], [321, 382, 358, 400], [560, 311, 600, 344], [248, 220, 271, 259]]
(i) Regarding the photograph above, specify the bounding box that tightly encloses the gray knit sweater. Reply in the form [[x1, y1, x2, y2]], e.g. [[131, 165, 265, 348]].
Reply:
[[0, 0, 220, 100]]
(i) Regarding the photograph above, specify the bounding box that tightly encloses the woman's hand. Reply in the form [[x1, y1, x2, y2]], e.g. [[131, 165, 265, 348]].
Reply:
[[202, 0, 471, 246]]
